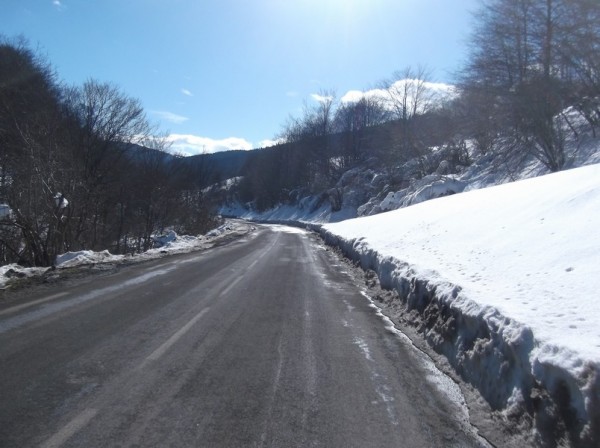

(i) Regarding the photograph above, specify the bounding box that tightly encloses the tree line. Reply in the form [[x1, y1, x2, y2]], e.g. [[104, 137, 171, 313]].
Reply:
[[239, 0, 600, 211], [462, 0, 600, 170], [0, 38, 217, 267]]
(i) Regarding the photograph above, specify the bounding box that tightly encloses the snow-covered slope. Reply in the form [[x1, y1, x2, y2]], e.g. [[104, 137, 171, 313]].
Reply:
[[322, 164, 600, 445], [224, 119, 600, 224]]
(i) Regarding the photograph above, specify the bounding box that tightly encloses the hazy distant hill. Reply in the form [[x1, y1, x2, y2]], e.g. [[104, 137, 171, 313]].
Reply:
[[187, 150, 254, 186], [125, 144, 255, 187]]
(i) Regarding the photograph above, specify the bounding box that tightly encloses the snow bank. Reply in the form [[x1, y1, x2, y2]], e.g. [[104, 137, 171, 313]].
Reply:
[[0, 221, 250, 288], [55, 250, 124, 268], [0, 264, 48, 289], [322, 164, 600, 445], [152, 229, 178, 247]]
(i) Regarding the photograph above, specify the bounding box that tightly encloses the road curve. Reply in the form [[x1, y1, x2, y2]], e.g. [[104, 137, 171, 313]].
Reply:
[[0, 224, 488, 447]]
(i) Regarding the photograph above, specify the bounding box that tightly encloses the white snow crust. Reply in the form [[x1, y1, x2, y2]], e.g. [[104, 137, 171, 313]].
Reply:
[[0, 264, 48, 289], [326, 164, 600, 361], [55, 250, 124, 268], [322, 163, 600, 441]]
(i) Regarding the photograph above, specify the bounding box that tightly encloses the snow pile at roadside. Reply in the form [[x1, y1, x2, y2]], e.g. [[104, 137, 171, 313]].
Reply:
[[321, 164, 600, 444], [152, 229, 178, 247], [139, 233, 207, 260], [54, 232, 211, 267], [53, 222, 249, 267], [0, 264, 48, 289], [205, 223, 235, 237], [55, 250, 124, 268], [0, 221, 248, 288]]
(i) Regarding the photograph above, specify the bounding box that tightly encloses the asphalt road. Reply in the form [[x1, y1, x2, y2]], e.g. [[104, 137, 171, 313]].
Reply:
[[0, 224, 488, 447]]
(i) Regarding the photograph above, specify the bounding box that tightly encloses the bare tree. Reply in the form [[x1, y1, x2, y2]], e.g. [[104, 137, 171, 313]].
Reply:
[[63, 79, 154, 248], [378, 66, 437, 174], [308, 89, 337, 137], [334, 95, 390, 166], [0, 37, 70, 265], [277, 89, 339, 191], [0, 39, 222, 266], [382, 66, 434, 122], [461, 0, 600, 171], [556, 0, 600, 136]]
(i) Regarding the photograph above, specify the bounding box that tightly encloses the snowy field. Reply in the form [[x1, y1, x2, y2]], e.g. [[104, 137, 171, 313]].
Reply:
[[321, 163, 600, 442]]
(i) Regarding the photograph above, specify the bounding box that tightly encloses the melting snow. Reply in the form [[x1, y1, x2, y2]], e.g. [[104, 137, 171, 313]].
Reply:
[[325, 164, 600, 362], [322, 163, 600, 440]]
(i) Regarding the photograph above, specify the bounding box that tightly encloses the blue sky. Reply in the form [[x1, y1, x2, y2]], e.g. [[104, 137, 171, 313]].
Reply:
[[3, 0, 479, 154]]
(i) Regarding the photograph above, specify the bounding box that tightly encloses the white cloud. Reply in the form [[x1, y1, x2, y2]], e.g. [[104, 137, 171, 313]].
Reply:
[[340, 87, 390, 106], [52, 0, 64, 10], [165, 134, 254, 156], [388, 78, 457, 97], [340, 89, 372, 104], [181, 88, 193, 97], [340, 79, 457, 112], [151, 110, 189, 124], [310, 93, 334, 104], [259, 138, 285, 148]]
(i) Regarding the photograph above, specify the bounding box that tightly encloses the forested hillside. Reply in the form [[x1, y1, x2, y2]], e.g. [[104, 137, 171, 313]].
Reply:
[[227, 0, 600, 213], [0, 39, 218, 267]]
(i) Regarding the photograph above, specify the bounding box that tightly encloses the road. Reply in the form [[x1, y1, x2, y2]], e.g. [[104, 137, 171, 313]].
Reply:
[[0, 224, 488, 447]]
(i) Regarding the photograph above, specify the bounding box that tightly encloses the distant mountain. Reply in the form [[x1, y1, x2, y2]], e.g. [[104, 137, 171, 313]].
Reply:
[[124, 143, 256, 188], [186, 150, 255, 186]]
